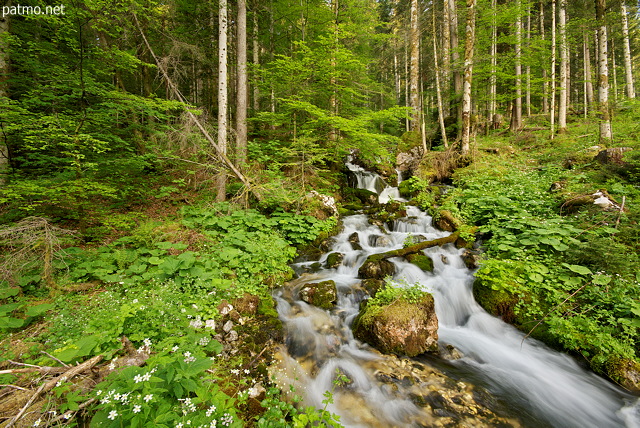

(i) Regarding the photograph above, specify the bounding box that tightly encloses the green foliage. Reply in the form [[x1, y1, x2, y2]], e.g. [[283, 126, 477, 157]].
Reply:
[[367, 278, 425, 309], [455, 140, 640, 377], [91, 342, 241, 428]]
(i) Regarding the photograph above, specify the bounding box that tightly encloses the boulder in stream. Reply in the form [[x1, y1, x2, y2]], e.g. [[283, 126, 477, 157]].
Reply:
[[324, 252, 344, 269], [353, 291, 438, 357], [405, 253, 434, 272], [299, 280, 338, 310], [358, 258, 395, 279]]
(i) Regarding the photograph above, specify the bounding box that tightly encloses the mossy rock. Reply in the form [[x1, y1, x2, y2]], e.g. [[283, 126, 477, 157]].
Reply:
[[361, 279, 385, 297], [405, 253, 434, 272], [434, 210, 462, 232], [358, 258, 395, 280], [325, 252, 344, 269], [472, 277, 519, 324], [605, 356, 640, 394], [352, 293, 438, 357], [299, 280, 338, 310]]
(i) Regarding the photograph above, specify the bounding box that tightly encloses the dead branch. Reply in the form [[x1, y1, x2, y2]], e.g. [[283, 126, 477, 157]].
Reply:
[[132, 14, 262, 202]]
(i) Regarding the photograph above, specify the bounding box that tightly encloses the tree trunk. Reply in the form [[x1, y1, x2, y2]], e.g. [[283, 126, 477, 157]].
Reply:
[[433, 7, 449, 149], [448, 0, 462, 126], [409, 0, 420, 131], [611, 38, 618, 103], [558, 0, 568, 133], [511, 0, 523, 132], [584, 28, 595, 114], [595, 0, 612, 142], [489, 0, 497, 124], [236, 0, 248, 169], [460, 0, 476, 156], [252, 6, 260, 112], [0, 6, 10, 186], [539, 1, 548, 114], [621, 2, 635, 99], [329, 0, 339, 142], [442, 0, 451, 111], [550, 0, 557, 139], [526, 9, 531, 117], [217, 0, 229, 201]]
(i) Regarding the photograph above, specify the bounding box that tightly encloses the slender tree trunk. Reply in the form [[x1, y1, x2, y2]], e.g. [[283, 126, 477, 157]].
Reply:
[[252, 7, 260, 112], [0, 6, 10, 185], [596, 0, 612, 142], [489, 0, 497, 124], [550, 0, 557, 138], [540, 1, 548, 114], [433, 7, 449, 149], [405, 36, 410, 132], [526, 9, 531, 117], [394, 48, 401, 104], [584, 28, 595, 112], [329, 0, 339, 143], [217, 0, 229, 201], [236, 0, 248, 170], [611, 38, 618, 103], [511, 0, 523, 132], [442, 0, 451, 111], [409, 0, 420, 131], [558, 0, 568, 133], [460, 0, 476, 156], [621, 2, 635, 99], [448, 0, 462, 125]]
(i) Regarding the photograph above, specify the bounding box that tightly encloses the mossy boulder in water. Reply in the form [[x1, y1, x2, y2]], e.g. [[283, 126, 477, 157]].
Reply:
[[348, 232, 362, 250], [325, 252, 344, 269], [299, 280, 338, 310], [605, 356, 640, 394], [472, 277, 519, 324], [352, 292, 438, 357], [405, 253, 434, 272], [361, 278, 385, 297], [358, 258, 395, 279]]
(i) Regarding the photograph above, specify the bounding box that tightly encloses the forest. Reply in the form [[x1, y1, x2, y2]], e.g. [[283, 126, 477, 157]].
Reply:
[[0, 0, 639, 426]]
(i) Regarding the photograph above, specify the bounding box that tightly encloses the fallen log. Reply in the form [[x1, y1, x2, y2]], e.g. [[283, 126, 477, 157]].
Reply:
[[358, 233, 459, 279]]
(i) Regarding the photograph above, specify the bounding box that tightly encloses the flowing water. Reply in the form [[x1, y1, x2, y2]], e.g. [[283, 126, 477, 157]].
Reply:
[[272, 163, 640, 427]]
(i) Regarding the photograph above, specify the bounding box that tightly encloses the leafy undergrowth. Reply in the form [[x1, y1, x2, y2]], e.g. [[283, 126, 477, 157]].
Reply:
[[0, 202, 340, 427], [433, 113, 640, 391]]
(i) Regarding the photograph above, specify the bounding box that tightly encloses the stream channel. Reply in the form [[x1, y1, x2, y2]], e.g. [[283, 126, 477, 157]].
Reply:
[[272, 161, 640, 428]]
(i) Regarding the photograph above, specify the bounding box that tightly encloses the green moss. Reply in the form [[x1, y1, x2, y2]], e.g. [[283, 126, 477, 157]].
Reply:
[[405, 253, 434, 272], [472, 277, 520, 324]]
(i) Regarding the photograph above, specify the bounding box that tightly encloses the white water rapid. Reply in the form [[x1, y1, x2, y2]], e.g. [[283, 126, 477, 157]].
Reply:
[[272, 164, 640, 427]]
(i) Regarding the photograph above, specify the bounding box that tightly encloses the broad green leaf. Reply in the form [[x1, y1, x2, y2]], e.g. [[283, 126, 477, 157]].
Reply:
[[0, 316, 25, 329], [563, 264, 592, 276], [25, 303, 54, 317], [592, 275, 612, 286]]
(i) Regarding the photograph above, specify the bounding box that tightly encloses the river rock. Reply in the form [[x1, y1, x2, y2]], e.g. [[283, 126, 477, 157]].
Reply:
[[461, 249, 482, 269], [353, 292, 438, 357], [325, 252, 344, 269], [361, 278, 385, 297], [348, 232, 362, 250], [607, 357, 640, 394], [358, 258, 395, 280], [405, 253, 434, 272], [368, 234, 392, 247], [299, 280, 338, 310], [434, 210, 461, 232]]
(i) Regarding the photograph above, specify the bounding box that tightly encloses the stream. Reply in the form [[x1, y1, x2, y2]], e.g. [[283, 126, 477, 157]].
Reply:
[[272, 162, 640, 427]]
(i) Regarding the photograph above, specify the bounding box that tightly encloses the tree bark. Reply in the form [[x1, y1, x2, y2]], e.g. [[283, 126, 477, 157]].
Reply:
[[526, 9, 531, 117], [489, 0, 497, 124], [252, 6, 260, 112], [460, 0, 476, 156], [558, 0, 568, 133], [0, 5, 9, 186], [433, 7, 449, 149], [510, 0, 523, 132], [550, 0, 557, 139], [584, 28, 595, 113], [448, 0, 462, 126], [595, 0, 612, 142], [409, 0, 420, 132], [621, 2, 635, 99], [217, 0, 229, 201], [540, 1, 548, 114], [236, 0, 248, 169]]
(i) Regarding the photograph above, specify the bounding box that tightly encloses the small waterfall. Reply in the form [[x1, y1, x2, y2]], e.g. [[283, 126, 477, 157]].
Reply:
[[274, 163, 640, 427]]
